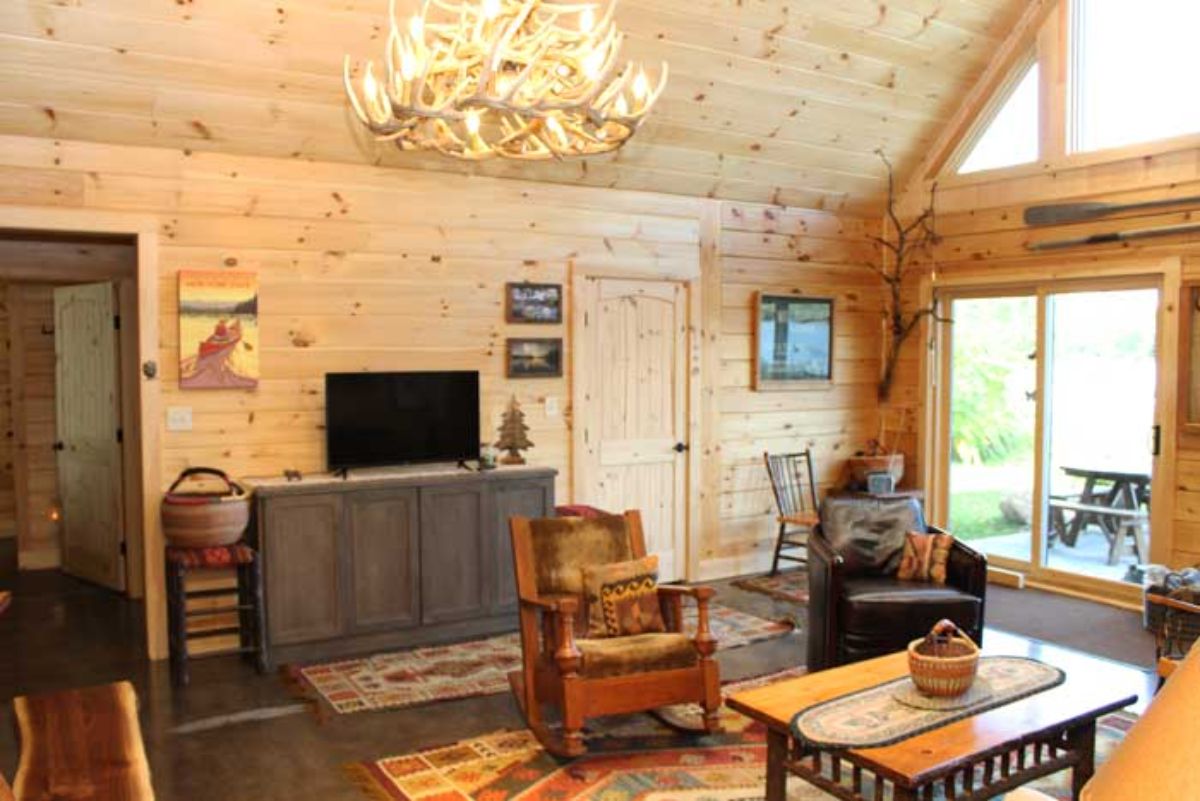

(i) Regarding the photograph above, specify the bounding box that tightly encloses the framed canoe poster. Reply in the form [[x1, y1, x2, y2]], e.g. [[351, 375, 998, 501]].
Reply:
[[178, 270, 259, 390]]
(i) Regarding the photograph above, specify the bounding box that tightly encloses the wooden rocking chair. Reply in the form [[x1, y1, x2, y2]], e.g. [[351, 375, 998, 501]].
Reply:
[[508, 510, 722, 757], [764, 450, 819, 575]]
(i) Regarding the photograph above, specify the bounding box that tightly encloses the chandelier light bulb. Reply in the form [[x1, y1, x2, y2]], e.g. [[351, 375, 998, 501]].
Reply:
[[343, 0, 667, 160]]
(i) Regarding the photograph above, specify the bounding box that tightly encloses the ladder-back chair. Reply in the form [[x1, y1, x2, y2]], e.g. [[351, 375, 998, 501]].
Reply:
[[764, 450, 819, 575]]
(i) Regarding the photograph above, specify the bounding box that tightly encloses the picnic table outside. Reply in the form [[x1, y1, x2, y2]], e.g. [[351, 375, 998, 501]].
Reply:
[[1048, 466, 1150, 566]]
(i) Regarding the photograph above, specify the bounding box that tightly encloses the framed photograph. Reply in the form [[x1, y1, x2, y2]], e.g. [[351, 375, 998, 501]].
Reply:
[[753, 293, 833, 390], [506, 282, 563, 324], [506, 337, 563, 378]]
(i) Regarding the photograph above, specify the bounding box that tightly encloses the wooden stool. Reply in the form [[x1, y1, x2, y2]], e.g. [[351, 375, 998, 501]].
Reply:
[[165, 542, 267, 686], [13, 681, 154, 801]]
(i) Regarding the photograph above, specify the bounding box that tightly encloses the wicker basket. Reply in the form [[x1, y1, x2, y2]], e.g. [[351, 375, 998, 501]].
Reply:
[[161, 468, 250, 548], [907, 624, 979, 698]]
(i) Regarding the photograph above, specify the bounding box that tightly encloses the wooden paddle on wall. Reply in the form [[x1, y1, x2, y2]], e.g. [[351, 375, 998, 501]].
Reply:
[[1024, 195, 1200, 226], [1027, 222, 1200, 251]]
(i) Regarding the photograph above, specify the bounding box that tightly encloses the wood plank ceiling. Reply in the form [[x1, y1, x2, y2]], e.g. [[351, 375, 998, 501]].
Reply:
[[0, 0, 1026, 213]]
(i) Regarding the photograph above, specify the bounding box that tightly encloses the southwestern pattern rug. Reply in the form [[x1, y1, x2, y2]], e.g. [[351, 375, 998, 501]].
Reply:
[[346, 671, 1134, 801], [295, 603, 794, 715], [732, 569, 809, 605]]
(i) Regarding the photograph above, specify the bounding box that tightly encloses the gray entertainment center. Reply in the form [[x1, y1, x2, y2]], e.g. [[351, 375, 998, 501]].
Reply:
[[248, 465, 556, 665]]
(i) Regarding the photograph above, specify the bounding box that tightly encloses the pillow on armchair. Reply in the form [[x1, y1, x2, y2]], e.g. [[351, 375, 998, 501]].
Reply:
[[582, 555, 666, 637], [819, 496, 927, 576]]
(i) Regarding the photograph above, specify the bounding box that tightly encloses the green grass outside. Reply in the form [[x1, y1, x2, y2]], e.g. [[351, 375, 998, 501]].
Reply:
[[948, 490, 1025, 541]]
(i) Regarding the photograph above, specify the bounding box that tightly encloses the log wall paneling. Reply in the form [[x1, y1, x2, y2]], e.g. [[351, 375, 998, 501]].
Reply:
[[699, 202, 909, 578], [0, 0, 1028, 211], [5, 284, 61, 567]]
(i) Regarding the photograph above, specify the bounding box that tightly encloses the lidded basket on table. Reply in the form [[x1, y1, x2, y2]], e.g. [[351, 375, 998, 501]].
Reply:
[[161, 467, 250, 548]]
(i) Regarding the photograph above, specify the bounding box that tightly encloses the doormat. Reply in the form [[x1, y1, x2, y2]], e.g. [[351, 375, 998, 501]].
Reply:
[[345, 673, 1134, 801], [732, 569, 809, 605], [292, 603, 794, 715]]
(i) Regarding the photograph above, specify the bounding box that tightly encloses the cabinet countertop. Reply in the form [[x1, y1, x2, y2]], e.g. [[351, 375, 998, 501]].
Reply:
[[246, 464, 557, 496]]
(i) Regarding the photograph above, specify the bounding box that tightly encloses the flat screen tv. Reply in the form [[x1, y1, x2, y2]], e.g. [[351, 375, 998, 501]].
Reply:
[[325, 371, 480, 470]]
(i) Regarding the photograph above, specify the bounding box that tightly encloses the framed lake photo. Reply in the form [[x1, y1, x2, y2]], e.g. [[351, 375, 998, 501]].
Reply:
[[754, 294, 833, 390], [506, 337, 563, 378], [506, 282, 563, 324]]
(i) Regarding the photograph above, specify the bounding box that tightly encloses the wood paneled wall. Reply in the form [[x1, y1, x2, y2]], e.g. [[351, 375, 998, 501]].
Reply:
[[0, 134, 711, 511], [4, 284, 60, 565], [0, 133, 899, 580], [905, 142, 1200, 569], [697, 202, 917, 577], [0, 293, 11, 537]]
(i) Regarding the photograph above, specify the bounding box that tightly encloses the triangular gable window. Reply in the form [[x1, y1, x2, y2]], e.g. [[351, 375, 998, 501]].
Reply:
[[956, 61, 1039, 175]]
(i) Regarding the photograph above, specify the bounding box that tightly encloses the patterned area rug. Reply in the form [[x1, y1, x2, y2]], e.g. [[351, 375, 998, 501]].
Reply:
[[732, 570, 809, 605], [295, 603, 794, 715], [346, 670, 1134, 801]]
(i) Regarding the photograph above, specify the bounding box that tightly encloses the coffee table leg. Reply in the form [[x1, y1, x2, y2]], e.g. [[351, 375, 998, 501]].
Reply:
[[1067, 719, 1097, 800], [765, 728, 788, 801]]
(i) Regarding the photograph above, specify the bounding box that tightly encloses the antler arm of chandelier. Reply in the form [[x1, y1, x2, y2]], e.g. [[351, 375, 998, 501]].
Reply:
[[343, 0, 667, 160]]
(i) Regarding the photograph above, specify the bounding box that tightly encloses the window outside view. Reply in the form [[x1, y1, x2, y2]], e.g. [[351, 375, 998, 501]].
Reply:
[[1072, 0, 1200, 153]]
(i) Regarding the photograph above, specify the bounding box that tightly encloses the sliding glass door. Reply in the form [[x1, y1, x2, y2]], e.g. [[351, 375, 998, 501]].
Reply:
[[938, 279, 1162, 596], [946, 295, 1039, 569]]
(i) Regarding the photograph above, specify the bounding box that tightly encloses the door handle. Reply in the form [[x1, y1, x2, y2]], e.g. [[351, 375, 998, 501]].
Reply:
[[52, 441, 65, 452], [1152, 424, 1162, 457], [673, 442, 689, 453]]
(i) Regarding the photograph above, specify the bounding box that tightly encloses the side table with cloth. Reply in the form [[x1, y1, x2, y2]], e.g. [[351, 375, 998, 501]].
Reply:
[[807, 496, 987, 670]]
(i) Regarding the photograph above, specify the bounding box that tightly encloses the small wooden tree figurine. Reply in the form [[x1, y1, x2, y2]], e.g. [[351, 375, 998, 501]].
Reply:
[[495, 395, 534, 465]]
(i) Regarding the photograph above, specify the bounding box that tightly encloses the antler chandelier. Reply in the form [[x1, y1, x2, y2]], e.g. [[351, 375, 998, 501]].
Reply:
[[343, 0, 667, 160]]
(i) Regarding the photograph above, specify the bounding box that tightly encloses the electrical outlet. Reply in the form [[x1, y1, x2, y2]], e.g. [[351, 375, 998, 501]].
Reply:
[[166, 406, 193, 432], [544, 396, 560, 418]]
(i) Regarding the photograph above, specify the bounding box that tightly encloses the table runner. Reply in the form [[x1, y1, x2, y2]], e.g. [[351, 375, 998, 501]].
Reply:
[[790, 656, 1065, 750]]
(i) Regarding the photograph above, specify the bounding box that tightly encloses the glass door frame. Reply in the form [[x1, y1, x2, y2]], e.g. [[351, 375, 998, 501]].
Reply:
[[925, 257, 1181, 603]]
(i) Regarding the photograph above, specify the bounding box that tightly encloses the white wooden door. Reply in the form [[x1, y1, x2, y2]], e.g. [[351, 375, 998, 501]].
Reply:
[[55, 282, 125, 591], [576, 277, 689, 580]]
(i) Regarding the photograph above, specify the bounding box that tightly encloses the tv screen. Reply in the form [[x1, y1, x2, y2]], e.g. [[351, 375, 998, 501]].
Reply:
[[325, 371, 480, 470]]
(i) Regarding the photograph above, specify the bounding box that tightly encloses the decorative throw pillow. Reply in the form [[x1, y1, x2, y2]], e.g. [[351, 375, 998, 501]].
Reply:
[[897, 531, 955, 584], [582, 555, 666, 638]]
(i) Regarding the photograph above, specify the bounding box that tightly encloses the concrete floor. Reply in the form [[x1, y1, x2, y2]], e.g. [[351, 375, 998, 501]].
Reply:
[[0, 541, 1156, 801], [977, 526, 1140, 583]]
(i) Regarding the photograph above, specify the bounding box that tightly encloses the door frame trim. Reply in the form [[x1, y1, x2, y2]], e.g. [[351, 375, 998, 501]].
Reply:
[[0, 207, 165, 660], [923, 255, 1180, 602], [570, 265, 703, 581]]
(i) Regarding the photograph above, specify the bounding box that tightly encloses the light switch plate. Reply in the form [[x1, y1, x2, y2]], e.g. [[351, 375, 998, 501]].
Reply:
[[544, 396, 560, 418], [166, 406, 193, 432]]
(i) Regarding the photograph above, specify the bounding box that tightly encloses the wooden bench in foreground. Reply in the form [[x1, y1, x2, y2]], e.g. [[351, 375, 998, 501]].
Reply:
[[13, 681, 154, 801], [1047, 498, 1147, 565]]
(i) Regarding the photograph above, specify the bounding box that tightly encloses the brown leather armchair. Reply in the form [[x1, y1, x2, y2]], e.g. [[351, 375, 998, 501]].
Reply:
[[807, 496, 987, 671]]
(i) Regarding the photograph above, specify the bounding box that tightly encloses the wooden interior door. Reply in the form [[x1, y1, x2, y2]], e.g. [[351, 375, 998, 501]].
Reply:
[[576, 277, 689, 580], [54, 282, 125, 591]]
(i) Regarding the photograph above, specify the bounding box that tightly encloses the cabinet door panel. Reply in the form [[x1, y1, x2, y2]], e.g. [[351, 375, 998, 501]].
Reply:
[[490, 479, 555, 613], [348, 488, 420, 631], [420, 484, 486, 624], [263, 494, 342, 645]]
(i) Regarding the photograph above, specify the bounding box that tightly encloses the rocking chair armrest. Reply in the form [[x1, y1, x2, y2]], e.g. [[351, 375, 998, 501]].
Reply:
[[518, 594, 579, 615], [657, 584, 718, 656]]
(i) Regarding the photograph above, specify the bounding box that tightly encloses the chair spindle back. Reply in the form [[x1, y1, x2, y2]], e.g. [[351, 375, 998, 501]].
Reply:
[[764, 450, 818, 519]]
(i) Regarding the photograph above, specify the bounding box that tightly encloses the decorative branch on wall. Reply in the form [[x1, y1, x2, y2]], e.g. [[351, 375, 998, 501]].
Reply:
[[870, 150, 950, 401]]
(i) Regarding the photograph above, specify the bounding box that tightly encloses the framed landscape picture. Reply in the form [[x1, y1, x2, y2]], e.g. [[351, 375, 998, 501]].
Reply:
[[506, 337, 563, 378], [506, 282, 563, 324], [753, 294, 833, 390]]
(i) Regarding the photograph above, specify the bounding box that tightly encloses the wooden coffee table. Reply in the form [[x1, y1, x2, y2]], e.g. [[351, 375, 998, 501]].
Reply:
[[727, 634, 1137, 801]]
